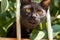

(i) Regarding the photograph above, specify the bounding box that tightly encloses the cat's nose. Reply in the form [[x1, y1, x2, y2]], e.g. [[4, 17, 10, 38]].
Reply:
[[32, 13, 37, 18], [31, 16, 36, 20], [31, 14, 37, 20]]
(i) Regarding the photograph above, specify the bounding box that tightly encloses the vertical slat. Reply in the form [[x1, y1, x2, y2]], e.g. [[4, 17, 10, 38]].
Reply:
[[46, 7, 53, 40], [16, 0, 21, 40]]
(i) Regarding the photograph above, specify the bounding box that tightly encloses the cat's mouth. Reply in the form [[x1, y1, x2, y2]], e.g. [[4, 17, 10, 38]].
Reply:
[[29, 21, 37, 24]]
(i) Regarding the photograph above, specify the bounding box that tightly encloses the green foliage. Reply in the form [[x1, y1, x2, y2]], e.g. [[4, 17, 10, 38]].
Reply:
[[30, 29, 45, 40], [52, 25, 60, 38], [1, 0, 9, 13], [0, 0, 16, 37], [50, 0, 60, 16]]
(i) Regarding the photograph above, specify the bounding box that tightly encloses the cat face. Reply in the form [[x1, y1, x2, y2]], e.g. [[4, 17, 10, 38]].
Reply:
[[21, 0, 50, 30], [21, 2, 46, 29]]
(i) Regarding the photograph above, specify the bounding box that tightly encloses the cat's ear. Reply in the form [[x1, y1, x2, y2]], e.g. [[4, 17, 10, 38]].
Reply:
[[40, 0, 50, 9], [21, 0, 31, 5]]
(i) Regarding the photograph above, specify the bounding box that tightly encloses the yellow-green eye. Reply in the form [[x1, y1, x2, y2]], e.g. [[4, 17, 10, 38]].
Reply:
[[37, 10, 43, 15], [26, 8, 31, 13]]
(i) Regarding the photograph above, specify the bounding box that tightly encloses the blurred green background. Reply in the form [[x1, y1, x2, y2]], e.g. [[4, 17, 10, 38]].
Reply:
[[0, 0, 60, 39]]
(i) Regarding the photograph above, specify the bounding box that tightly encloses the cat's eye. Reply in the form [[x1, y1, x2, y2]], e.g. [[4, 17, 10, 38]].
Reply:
[[26, 8, 31, 13], [37, 10, 43, 15]]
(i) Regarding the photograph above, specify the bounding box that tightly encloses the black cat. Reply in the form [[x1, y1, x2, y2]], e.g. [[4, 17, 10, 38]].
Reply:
[[7, 0, 50, 38]]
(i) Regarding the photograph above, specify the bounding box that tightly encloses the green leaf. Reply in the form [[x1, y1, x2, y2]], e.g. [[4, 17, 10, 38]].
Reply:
[[53, 32, 60, 38], [57, 15, 60, 19], [52, 25, 60, 32], [30, 29, 45, 40], [54, 0, 59, 8], [34, 31, 45, 40], [1, 0, 9, 13], [52, 25, 60, 38]]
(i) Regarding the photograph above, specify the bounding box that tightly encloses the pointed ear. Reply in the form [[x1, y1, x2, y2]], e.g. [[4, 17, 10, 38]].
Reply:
[[40, 0, 50, 9], [21, 0, 31, 5]]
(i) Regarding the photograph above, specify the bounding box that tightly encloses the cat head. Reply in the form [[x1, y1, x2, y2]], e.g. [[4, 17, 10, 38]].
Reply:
[[21, 0, 50, 30]]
